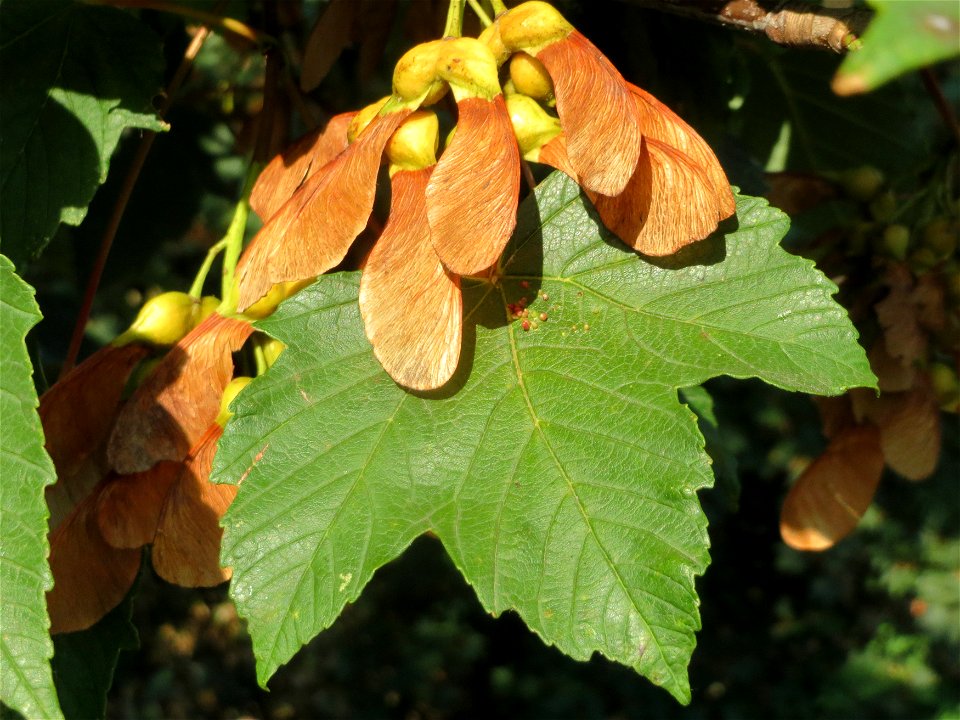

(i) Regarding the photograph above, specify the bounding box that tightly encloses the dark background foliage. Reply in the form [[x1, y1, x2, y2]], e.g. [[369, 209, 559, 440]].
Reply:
[[13, 0, 958, 717]]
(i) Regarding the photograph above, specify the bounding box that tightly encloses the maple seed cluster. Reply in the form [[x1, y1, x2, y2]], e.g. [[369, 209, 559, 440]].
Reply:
[[238, 0, 734, 392]]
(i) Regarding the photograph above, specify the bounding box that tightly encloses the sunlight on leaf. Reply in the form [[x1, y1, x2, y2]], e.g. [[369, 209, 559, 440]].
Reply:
[[213, 173, 874, 703]]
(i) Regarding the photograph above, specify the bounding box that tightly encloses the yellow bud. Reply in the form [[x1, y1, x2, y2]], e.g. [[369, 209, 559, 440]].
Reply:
[[217, 376, 253, 427], [261, 336, 286, 367], [393, 41, 447, 105], [497, 1, 573, 55], [386, 110, 439, 174], [348, 97, 391, 143], [509, 52, 554, 101], [434, 37, 501, 101], [114, 291, 198, 347], [244, 279, 313, 319], [505, 93, 561, 156]]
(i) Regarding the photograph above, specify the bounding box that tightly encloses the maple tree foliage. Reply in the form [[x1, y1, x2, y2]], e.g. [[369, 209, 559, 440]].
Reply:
[[1, 0, 957, 717]]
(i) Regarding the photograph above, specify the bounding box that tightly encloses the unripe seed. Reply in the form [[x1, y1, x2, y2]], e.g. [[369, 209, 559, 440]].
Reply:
[[868, 190, 897, 222], [497, 1, 573, 54], [386, 110, 439, 173], [261, 337, 286, 367], [505, 93, 561, 156], [434, 37, 501, 101], [115, 291, 198, 347], [922, 217, 958, 260], [393, 41, 447, 105], [348, 97, 391, 143], [842, 165, 885, 202], [244, 279, 313, 319], [929, 362, 959, 412], [217, 376, 253, 427], [509, 52, 554, 101], [881, 224, 911, 260]]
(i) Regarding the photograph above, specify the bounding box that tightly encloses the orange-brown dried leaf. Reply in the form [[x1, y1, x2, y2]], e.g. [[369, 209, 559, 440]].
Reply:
[[868, 337, 916, 393], [361, 167, 462, 390], [853, 380, 942, 481], [537, 133, 578, 180], [875, 261, 927, 366], [47, 489, 141, 634], [629, 84, 735, 219], [236, 110, 410, 311], [39, 344, 149, 481], [250, 112, 356, 221], [96, 462, 180, 549], [536, 31, 641, 196], [426, 96, 519, 276], [153, 426, 236, 587], [107, 313, 254, 475], [780, 425, 884, 551], [592, 138, 723, 256]]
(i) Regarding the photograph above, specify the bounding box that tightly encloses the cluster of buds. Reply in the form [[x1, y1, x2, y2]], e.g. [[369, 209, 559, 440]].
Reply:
[[238, 0, 734, 392], [41, 284, 302, 633]]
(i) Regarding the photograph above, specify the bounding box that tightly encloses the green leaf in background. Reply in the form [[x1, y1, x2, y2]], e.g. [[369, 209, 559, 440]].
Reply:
[[0, 254, 62, 720], [833, 0, 960, 96], [0, 0, 165, 266], [51, 580, 138, 720], [213, 173, 874, 703], [735, 45, 932, 174]]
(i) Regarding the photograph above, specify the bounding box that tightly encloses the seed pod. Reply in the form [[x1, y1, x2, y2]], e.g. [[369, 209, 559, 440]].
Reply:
[[392, 41, 447, 105], [510, 52, 554, 101], [216, 376, 253, 427], [385, 110, 439, 174], [115, 291, 198, 347], [505, 93, 561, 156]]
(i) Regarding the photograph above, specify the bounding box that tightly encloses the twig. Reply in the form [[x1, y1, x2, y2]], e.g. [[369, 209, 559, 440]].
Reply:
[[59, 24, 213, 378], [920, 68, 960, 148], [629, 0, 870, 53]]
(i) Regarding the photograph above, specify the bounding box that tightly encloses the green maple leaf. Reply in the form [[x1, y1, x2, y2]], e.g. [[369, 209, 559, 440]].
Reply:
[[0, 0, 165, 266], [0, 254, 62, 720], [213, 173, 874, 703]]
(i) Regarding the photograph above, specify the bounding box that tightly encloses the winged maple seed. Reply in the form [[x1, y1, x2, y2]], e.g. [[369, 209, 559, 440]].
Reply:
[[41, 300, 259, 632], [238, 0, 734, 392]]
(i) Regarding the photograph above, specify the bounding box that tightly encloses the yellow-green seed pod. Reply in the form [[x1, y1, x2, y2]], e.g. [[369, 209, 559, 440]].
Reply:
[[505, 93, 561, 156], [197, 295, 221, 324], [386, 110, 439, 175], [434, 37, 501, 101], [478, 23, 510, 65], [244, 279, 313, 320], [497, 1, 573, 55], [393, 40, 447, 105], [114, 291, 199, 347], [509, 52, 554, 101], [217, 376, 253, 427], [261, 336, 286, 367], [348, 96, 391, 143]]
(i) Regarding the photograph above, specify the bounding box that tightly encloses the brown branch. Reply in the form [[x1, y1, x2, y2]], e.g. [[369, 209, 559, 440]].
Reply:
[[60, 24, 213, 378], [629, 0, 871, 53], [920, 68, 960, 147]]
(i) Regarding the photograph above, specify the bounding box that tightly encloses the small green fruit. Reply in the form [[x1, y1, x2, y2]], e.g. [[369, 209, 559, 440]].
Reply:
[[842, 165, 885, 202], [881, 224, 911, 260]]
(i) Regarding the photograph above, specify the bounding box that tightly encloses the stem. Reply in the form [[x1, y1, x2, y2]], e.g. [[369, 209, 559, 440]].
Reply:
[[59, 23, 212, 379], [920, 68, 960, 148], [466, 0, 493, 27], [629, 0, 870, 53], [188, 238, 228, 298], [443, 0, 466, 38], [489, 0, 508, 17], [84, 0, 270, 46], [219, 165, 259, 313]]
